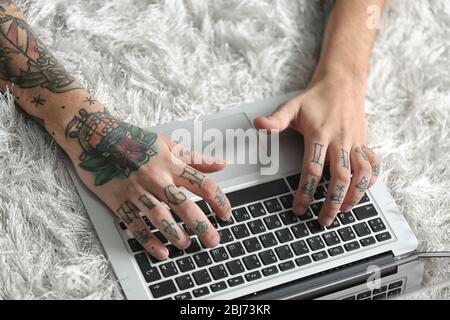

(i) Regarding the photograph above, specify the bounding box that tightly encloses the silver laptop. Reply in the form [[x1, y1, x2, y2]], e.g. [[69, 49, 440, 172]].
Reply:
[[64, 92, 419, 300]]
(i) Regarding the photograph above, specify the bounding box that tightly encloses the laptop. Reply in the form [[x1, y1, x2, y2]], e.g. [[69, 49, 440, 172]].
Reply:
[[63, 91, 419, 300]]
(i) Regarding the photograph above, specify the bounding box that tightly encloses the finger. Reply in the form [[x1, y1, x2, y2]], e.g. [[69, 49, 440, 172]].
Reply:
[[159, 183, 220, 248], [362, 145, 382, 187], [341, 146, 372, 212], [162, 136, 226, 173], [115, 200, 168, 260], [293, 138, 328, 215], [318, 145, 351, 226], [253, 99, 299, 132], [175, 165, 232, 221], [133, 191, 191, 250]]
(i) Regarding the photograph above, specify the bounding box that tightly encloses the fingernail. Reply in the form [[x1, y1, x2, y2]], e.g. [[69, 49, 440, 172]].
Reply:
[[209, 234, 220, 247], [320, 216, 333, 227], [293, 205, 307, 216], [340, 204, 352, 213], [182, 238, 192, 250], [157, 248, 169, 260]]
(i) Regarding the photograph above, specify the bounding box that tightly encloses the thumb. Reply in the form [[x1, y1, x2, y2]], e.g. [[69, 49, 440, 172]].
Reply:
[[253, 100, 298, 133]]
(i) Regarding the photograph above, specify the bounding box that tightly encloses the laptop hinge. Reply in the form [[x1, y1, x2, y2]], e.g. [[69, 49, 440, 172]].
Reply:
[[240, 251, 395, 300]]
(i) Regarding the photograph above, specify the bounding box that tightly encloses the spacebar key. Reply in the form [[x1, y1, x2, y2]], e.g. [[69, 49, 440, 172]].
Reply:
[[226, 179, 290, 208]]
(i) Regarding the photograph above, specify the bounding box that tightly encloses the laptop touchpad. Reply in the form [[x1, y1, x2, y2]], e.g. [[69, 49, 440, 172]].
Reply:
[[163, 113, 261, 182]]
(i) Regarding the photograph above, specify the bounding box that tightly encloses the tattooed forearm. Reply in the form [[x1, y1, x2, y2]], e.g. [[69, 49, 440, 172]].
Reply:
[[65, 109, 158, 185], [355, 176, 369, 193], [116, 201, 140, 225], [340, 149, 349, 170], [311, 143, 324, 166], [195, 219, 208, 235], [355, 147, 368, 161], [329, 184, 345, 204], [301, 178, 317, 197], [0, 2, 81, 92], [214, 186, 226, 207], [134, 228, 154, 245], [372, 164, 380, 177], [161, 219, 180, 240], [138, 193, 156, 211], [164, 184, 187, 205], [179, 166, 204, 188]]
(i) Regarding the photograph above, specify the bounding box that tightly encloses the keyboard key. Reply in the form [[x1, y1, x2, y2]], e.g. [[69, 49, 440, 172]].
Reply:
[[373, 285, 387, 294], [193, 269, 212, 285], [389, 281, 403, 290], [338, 227, 356, 242], [291, 240, 309, 256], [291, 224, 309, 238], [280, 210, 298, 225], [298, 208, 314, 221], [247, 203, 267, 218], [210, 247, 229, 262], [263, 215, 282, 230], [262, 266, 279, 276], [167, 244, 184, 259], [373, 293, 386, 300], [227, 242, 246, 258], [328, 246, 344, 256], [210, 281, 227, 292], [264, 198, 282, 213], [226, 259, 245, 275], [128, 238, 144, 252], [196, 200, 211, 215], [326, 219, 341, 229], [243, 237, 262, 253], [231, 224, 250, 239], [295, 255, 312, 266], [337, 212, 356, 225], [353, 222, 371, 237], [343, 296, 356, 300], [135, 253, 161, 283], [175, 292, 192, 300], [322, 231, 341, 246], [376, 232, 392, 242], [358, 193, 370, 204], [183, 224, 195, 236], [259, 249, 278, 265], [247, 219, 267, 234], [232, 207, 251, 222], [314, 185, 327, 200], [175, 274, 195, 290], [360, 236, 376, 247], [307, 236, 325, 251], [286, 174, 300, 190], [245, 271, 262, 282], [275, 228, 294, 243], [185, 238, 201, 254], [159, 262, 178, 278], [209, 264, 228, 280], [228, 276, 244, 287], [344, 241, 360, 252], [279, 261, 295, 271], [193, 287, 210, 297], [150, 280, 177, 298], [312, 251, 328, 261], [227, 179, 290, 207], [275, 245, 293, 260], [353, 204, 378, 220], [218, 216, 234, 227], [219, 228, 234, 244], [307, 220, 325, 234], [357, 291, 371, 299], [243, 255, 261, 270], [259, 233, 278, 248], [208, 216, 218, 228], [310, 202, 324, 216], [368, 218, 386, 232], [279, 194, 294, 209], [143, 216, 156, 230], [153, 231, 168, 244], [387, 288, 402, 297], [193, 252, 213, 267], [176, 257, 195, 273], [322, 166, 331, 181]]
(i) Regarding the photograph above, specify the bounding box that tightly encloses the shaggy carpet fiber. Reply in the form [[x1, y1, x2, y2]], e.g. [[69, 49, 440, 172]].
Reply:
[[0, 0, 448, 299]]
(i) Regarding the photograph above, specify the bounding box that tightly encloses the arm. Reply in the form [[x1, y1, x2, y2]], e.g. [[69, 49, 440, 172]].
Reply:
[[255, 0, 385, 226], [0, 1, 232, 260]]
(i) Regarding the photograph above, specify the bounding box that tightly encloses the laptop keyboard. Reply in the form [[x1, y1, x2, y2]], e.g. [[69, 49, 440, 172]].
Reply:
[[120, 171, 393, 300], [341, 279, 404, 300]]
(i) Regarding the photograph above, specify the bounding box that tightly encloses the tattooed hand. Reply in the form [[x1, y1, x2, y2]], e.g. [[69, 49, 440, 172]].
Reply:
[[64, 109, 232, 261], [254, 75, 381, 227]]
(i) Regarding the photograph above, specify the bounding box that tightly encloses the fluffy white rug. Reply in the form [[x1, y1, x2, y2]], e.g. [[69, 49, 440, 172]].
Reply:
[[0, 0, 448, 299]]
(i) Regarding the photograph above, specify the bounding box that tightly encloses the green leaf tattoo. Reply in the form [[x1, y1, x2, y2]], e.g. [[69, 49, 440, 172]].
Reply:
[[65, 109, 158, 185]]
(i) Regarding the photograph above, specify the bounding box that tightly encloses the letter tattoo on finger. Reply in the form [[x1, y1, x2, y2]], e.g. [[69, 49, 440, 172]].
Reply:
[[356, 176, 369, 193], [301, 178, 317, 197], [311, 143, 325, 166], [161, 219, 180, 240], [138, 193, 156, 211], [340, 149, 349, 170], [164, 185, 187, 205], [116, 201, 140, 225], [355, 147, 369, 161], [330, 184, 345, 204], [195, 219, 209, 235], [214, 187, 226, 208], [179, 166, 205, 188], [134, 228, 154, 245], [372, 164, 381, 177]]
